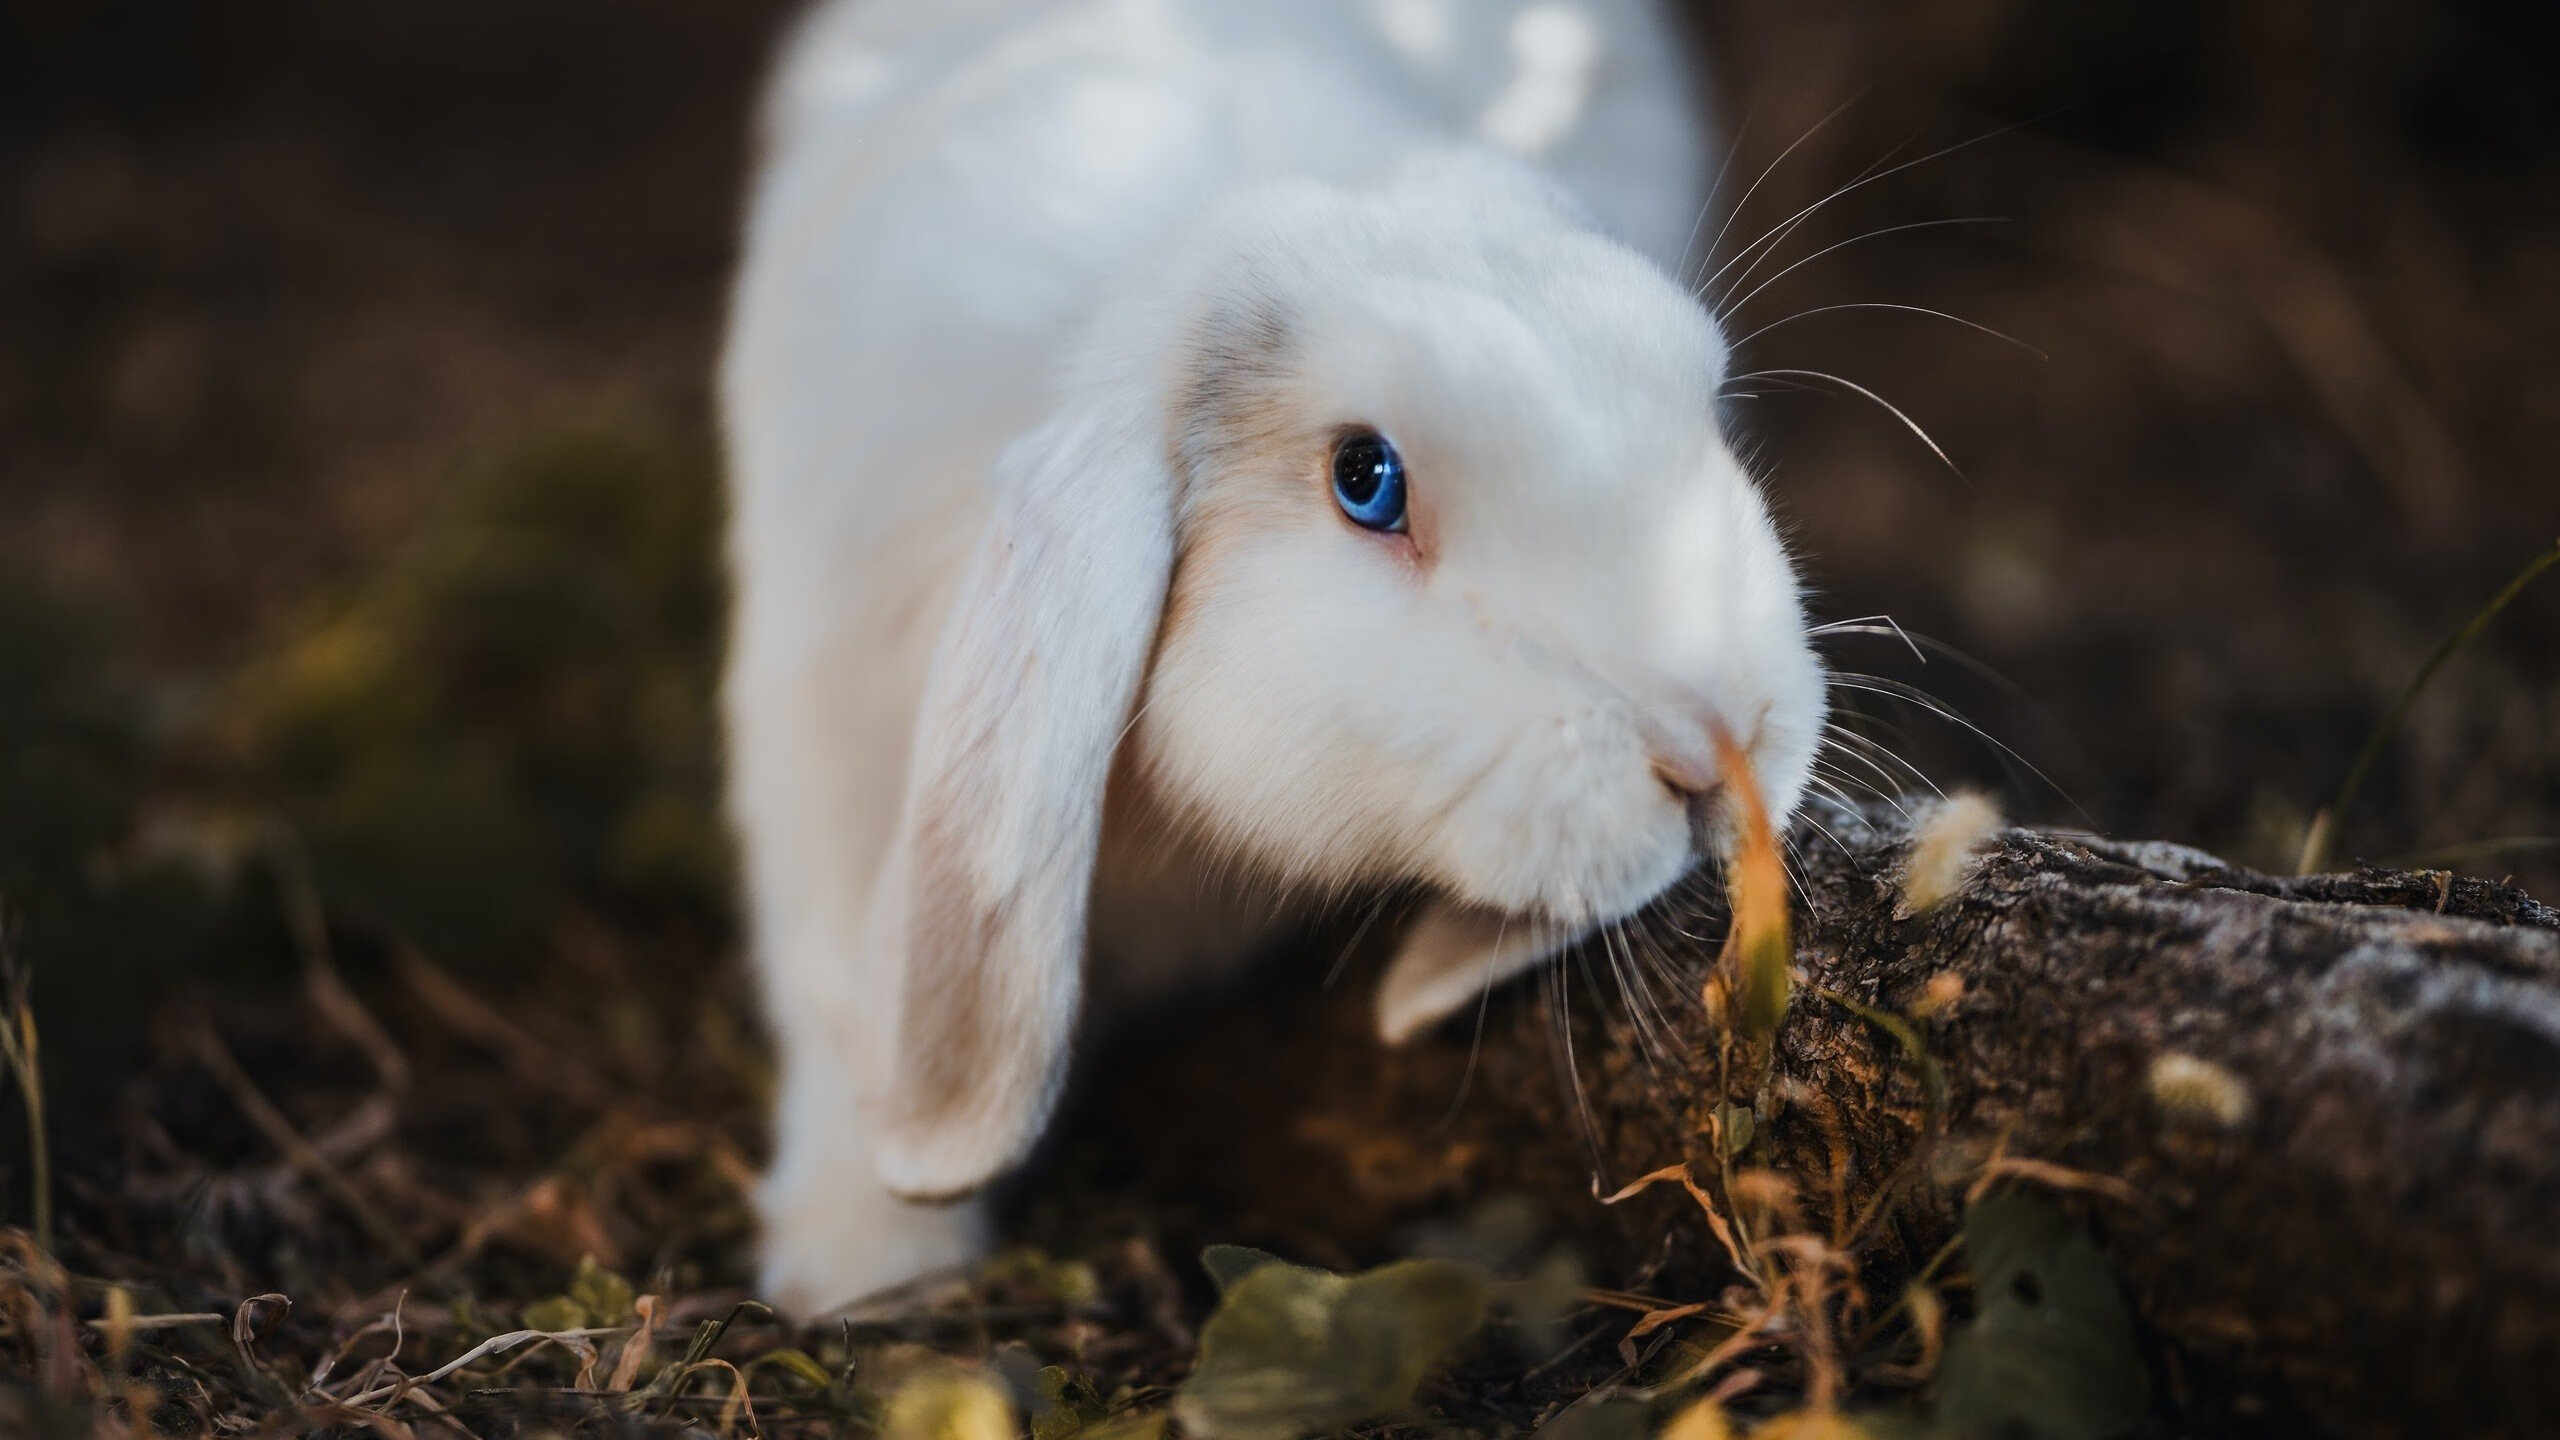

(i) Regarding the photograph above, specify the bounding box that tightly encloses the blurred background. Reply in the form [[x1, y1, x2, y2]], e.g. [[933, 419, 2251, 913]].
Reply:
[[2, 0, 2555, 1182]]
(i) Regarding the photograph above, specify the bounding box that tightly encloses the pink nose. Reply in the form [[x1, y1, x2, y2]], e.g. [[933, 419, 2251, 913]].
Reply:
[[1641, 698, 1727, 801], [1649, 744, 1719, 800], [1649, 736, 1731, 861]]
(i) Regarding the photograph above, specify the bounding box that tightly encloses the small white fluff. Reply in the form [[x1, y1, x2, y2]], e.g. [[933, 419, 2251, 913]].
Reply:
[[2147, 1052, 2253, 1130], [1901, 793, 2004, 912], [722, 0, 1829, 1312]]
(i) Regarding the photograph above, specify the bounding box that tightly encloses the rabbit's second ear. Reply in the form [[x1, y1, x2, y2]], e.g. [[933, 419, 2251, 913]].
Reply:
[[1375, 900, 1585, 1045], [870, 398, 1176, 1199]]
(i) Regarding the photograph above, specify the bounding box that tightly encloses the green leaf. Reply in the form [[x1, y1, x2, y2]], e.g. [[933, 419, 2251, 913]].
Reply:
[[752, 1348, 842, 1391], [1935, 1194, 2151, 1440], [1029, 1364, 1112, 1440], [1199, 1245, 1288, 1295], [567, 1254, 635, 1326], [1716, 1102, 1756, 1157], [1509, 1249, 1585, 1360], [986, 1247, 1103, 1307], [1177, 1256, 1491, 1440], [520, 1294, 586, 1333], [643, 1299, 772, 1397]]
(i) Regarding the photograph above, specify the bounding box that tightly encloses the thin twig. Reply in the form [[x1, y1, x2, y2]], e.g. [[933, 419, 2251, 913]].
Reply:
[[269, 824, 411, 1091], [84, 1311, 229, 1332], [193, 1022, 425, 1270], [393, 945, 617, 1108]]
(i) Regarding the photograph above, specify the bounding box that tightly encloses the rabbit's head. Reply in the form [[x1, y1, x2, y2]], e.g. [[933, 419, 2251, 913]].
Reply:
[[872, 156, 1824, 1198]]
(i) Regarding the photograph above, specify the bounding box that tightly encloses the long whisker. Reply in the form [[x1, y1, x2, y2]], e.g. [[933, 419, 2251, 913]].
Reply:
[[1820, 624, 2058, 724], [1605, 917, 1682, 1076], [1627, 915, 1700, 1061], [1695, 90, 1868, 297], [1774, 833, 1814, 909], [1829, 675, 1994, 738], [1705, 132, 1918, 309], [1804, 769, 1869, 809], [1438, 910, 1536, 1131], [1820, 622, 2107, 809], [1793, 784, 1865, 855], [1729, 302, 2048, 361], [1828, 705, 1945, 790], [1812, 748, 1903, 803], [1810, 613, 1927, 664], [1727, 367, 1967, 483], [1814, 769, 1912, 827], [1573, 931, 1643, 1073], [1716, 216, 2008, 331], [1810, 758, 1912, 819], [1545, 947, 1608, 1183], [1598, 917, 1649, 1046], [1627, 899, 1699, 995], [1623, 908, 1712, 1074], [1823, 722, 1942, 799], [1322, 888, 1403, 989], [1827, 673, 2080, 811], [1675, 96, 1759, 284], [1700, 121, 2028, 301]]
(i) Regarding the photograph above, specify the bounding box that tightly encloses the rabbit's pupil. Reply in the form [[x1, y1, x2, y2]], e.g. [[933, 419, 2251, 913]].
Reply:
[[1332, 431, 1408, 533]]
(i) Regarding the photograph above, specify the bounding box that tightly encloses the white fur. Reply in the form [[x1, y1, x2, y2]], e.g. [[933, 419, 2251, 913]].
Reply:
[[722, 0, 1826, 1314]]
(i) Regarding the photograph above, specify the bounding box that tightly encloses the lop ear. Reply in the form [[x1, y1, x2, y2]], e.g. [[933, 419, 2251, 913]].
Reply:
[[1375, 900, 1586, 1045], [869, 393, 1175, 1199]]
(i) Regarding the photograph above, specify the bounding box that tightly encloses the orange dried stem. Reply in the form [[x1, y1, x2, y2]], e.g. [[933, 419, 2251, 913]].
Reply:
[[1602, 1162, 1753, 1277], [1964, 1155, 2146, 1209], [1712, 724, 1793, 1061]]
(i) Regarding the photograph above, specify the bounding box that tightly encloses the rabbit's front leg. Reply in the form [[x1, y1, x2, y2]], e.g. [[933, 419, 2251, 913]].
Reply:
[[758, 1030, 987, 1314], [730, 636, 987, 1313]]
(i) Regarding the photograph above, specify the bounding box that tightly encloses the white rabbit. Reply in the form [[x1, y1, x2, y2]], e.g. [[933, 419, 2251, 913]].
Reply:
[[721, 0, 1828, 1313]]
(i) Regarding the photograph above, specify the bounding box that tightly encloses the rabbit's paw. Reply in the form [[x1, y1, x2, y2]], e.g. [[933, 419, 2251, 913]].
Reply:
[[756, 1169, 989, 1316]]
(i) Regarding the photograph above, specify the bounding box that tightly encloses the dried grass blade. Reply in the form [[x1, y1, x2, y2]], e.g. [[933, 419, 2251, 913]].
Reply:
[[1600, 1163, 1750, 1274], [1712, 726, 1793, 1058]]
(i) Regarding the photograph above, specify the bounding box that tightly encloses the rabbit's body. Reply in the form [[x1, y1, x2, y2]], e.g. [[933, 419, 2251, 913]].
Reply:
[[725, 0, 1821, 1313]]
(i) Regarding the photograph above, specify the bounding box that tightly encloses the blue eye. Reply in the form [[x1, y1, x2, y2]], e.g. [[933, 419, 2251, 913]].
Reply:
[[1331, 430, 1408, 533]]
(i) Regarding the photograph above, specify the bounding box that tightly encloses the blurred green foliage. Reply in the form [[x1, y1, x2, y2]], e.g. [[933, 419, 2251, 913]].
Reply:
[[0, 426, 734, 1147], [225, 428, 734, 957], [1934, 1193, 2151, 1440], [1178, 1248, 1490, 1440], [0, 582, 137, 882], [0, 578, 220, 1123]]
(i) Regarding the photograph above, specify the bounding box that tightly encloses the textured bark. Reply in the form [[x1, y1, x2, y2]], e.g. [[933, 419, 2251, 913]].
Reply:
[[1083, 805, 2560, 1438]]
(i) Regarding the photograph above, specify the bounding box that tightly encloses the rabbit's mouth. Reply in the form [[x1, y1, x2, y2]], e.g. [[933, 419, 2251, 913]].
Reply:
[[1434, 685, 1820, 927]]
